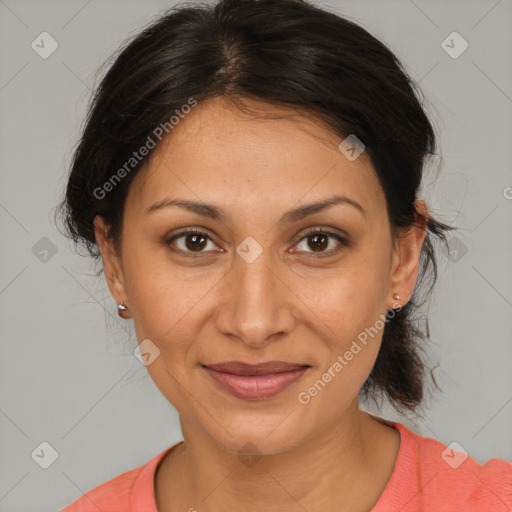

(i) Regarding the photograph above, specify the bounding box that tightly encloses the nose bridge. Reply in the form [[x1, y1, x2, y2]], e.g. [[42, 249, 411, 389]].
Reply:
[[215, 245, 295, 346], [238, 251, 276, 311]]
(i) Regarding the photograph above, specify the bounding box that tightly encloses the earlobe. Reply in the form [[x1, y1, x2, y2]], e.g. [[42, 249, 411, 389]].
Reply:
[[117, 302, 130, 319], [93, 216, 130, 316], [388, 200, 429, 307]]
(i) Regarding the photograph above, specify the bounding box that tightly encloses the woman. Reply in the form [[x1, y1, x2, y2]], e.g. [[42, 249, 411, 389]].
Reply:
[[57, 0, 512, 510]]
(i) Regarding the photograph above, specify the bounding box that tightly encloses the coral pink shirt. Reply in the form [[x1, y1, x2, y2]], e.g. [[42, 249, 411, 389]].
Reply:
[[59, 420, 512, 511]]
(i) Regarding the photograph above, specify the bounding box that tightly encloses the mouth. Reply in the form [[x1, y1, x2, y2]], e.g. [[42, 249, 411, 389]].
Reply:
[[201, 361, 311, 400]]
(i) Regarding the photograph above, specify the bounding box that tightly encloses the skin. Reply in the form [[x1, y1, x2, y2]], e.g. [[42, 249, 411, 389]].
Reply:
[[94, 96, 428, 512]]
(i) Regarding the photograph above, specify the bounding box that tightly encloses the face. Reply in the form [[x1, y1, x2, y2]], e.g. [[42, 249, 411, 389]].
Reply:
[[95, 97, 425, 455]]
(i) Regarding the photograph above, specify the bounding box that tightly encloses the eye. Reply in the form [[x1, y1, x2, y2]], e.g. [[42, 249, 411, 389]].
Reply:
[[165, 228, 219, 254], [293, 228, 348, 256], [165, 227, 349, 257]]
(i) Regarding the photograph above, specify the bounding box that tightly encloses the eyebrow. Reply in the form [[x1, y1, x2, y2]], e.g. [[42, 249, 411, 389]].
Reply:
[[145, 195, 367, 224]]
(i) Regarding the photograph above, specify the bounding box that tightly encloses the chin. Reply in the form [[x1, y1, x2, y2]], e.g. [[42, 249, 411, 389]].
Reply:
[[202, 411, 312, 458]]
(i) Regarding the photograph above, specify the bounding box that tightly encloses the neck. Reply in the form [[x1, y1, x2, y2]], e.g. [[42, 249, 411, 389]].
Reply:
[[155, 403, 400, 512]]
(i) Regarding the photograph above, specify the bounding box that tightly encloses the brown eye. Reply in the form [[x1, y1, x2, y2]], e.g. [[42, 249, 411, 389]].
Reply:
[[307, 233, 329, 252], [294, 228, 348, 256], [184, 232, 208, 251], [166, 229, 216, 253]]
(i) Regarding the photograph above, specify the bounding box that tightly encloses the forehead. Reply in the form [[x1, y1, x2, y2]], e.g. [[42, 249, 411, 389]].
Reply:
[[127, 97, 384, 217]]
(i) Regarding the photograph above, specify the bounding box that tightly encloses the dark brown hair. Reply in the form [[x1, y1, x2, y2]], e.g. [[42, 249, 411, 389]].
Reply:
[[56, 0, 452, 416]]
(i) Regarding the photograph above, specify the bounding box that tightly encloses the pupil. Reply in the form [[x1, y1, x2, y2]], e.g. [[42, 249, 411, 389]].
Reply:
[[309, 234, 327, 251], [186, 234, 206, 251]]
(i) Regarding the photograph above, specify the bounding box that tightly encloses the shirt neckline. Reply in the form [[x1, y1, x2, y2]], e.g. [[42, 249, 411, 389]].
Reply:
[[131, 441, 183, 512], [368, 416, 414, 511], [134, 416, 410, 512]]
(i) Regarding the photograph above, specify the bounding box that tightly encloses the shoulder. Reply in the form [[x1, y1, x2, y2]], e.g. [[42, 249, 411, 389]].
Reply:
[[58, 444, 180, 512], [410, 425, 512, 508], [58, 466, 141, 512], [373, 419, 512, 512]]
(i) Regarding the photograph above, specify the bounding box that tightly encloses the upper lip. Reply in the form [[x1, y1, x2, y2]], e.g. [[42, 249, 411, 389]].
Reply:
[[202, 361, 310, 376]]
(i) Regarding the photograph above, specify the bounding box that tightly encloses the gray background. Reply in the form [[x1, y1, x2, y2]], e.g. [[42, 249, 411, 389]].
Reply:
[[0, 0, 511, 510]]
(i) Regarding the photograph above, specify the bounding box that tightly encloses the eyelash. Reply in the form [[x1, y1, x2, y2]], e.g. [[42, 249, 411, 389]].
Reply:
[[164, 227, 349, 258]]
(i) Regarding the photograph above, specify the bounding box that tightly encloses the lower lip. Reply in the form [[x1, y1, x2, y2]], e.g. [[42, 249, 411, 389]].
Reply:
[[202, 366, 310, 400]]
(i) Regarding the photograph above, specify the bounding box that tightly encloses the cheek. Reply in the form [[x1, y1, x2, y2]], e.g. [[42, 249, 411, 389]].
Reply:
[[121, 235, 214, 336], [300, 246, 391, 376], [123, 259, 207, 409], [305, 250, 391, 333], [295, 272, 389, 417], [311, 281, 386, 378]]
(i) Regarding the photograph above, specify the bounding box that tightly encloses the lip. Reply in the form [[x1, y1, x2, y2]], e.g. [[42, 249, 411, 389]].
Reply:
[[203, 361, 309, 375], [202, 361, 311, 400]]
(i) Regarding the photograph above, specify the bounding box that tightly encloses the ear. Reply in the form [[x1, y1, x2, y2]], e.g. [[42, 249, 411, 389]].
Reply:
[[93, 215, 131, 318], [388, 200, 428, 308]]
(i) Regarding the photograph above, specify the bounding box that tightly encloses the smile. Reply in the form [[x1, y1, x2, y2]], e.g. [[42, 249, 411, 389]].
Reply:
[[201, 364, 311, 400]]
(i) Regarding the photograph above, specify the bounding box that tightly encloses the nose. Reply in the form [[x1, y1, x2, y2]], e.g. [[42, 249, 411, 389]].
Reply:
[[214, 248, 297, 348]]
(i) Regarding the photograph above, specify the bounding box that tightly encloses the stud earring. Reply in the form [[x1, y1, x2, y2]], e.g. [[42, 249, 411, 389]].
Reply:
[[117, 302, 129, 318], [393, 293, 400, 300]]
